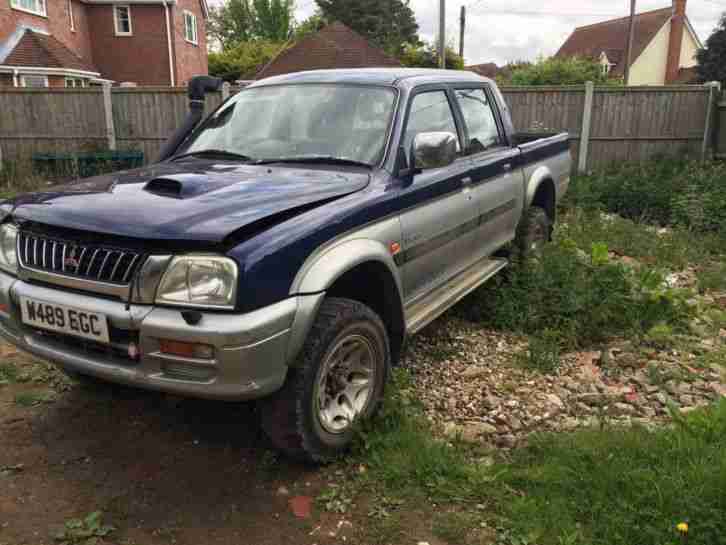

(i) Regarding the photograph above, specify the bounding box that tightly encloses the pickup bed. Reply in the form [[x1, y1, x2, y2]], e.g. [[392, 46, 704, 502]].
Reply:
[[0, 69, 570, 462]]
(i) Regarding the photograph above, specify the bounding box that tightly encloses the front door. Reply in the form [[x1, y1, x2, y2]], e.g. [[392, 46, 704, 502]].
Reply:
[[397, 89, 479, 305]]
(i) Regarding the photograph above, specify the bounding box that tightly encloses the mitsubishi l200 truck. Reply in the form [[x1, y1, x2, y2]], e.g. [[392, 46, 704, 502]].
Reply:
[[0, 69, 570, 462]]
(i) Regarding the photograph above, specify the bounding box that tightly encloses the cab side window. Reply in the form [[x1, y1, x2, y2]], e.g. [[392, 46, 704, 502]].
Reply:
[[454, 88, 503, 155], [403, 91, 461, 163]]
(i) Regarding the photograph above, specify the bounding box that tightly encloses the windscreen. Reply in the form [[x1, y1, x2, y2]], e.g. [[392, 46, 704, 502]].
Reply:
[[179, 84, 397, 166]]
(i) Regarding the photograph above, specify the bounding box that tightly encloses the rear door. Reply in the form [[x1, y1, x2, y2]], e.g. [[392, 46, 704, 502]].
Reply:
[[397, 88, 479, 305], [453, 86, 523, 259]]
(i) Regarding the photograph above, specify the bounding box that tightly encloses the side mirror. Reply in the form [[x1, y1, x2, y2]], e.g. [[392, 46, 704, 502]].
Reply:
[[411, 132, 457, 171]]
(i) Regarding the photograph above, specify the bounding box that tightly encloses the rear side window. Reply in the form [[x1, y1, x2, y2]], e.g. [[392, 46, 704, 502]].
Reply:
[[454, 88, 503, 155], [403, 91, 460, 162]]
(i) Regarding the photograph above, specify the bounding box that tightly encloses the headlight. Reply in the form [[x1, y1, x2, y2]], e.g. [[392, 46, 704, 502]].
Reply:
[[156, 255, 238, 309], [0, 224, 18, 275]]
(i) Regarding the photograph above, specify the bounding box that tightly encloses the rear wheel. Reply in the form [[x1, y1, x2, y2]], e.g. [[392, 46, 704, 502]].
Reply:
[[259, 298, 390, 463], [514, 206, 551, 259]]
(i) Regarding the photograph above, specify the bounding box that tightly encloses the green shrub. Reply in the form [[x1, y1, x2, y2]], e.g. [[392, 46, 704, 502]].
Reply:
[[459, 239, 693, 351], [566, 159, 726, 235]]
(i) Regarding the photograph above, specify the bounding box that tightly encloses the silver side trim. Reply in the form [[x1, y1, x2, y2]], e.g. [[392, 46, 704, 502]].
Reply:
[[405, 256, 507, 334]]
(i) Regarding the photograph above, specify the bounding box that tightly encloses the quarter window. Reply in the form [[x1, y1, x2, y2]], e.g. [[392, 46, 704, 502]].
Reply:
[[403, 91, 461, 163], [10, 0, 46, 16], [114, 5, 132, 36], [184, 11, 198, 44], [454, 88, 503, 155]]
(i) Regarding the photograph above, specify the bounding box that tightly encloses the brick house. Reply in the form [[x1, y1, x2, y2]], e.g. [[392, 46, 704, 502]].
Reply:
[[0, 0, 208, 87], [556, 0, 702, 85], [256, 22, 401, 79]]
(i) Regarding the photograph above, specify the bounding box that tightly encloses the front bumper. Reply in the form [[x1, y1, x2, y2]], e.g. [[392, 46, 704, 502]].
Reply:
[[0, 270, 311, 401]]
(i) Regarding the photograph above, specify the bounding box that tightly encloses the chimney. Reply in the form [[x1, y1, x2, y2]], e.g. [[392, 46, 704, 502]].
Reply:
[[665, 0, 687, 84]]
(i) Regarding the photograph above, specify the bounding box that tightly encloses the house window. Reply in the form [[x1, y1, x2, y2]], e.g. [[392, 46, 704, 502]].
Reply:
[[68, 0, 75, 31], [19, 74, 49, 87], [10, 0, 46, 17], [114, 5, 132, 36], [65, 77, 86, 88], [184, 11, 198, 45]]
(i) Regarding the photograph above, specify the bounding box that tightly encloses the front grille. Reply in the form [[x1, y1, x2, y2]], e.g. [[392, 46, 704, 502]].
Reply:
[[18, 231, 144, 285]]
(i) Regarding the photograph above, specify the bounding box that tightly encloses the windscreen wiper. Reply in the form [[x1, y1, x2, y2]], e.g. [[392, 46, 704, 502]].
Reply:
[[171, 149, 255, 162], [254, 156, 373, 168]]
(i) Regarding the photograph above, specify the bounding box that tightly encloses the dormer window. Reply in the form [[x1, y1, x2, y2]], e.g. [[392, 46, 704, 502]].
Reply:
[[10, 0, 47, 17]]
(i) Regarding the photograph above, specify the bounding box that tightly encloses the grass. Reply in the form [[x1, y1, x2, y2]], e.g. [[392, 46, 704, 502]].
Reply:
[[0, 362, 18, 385], [489, 402, 726, 545], [14, 390, 55, 407], [348, 372, 726, 545]]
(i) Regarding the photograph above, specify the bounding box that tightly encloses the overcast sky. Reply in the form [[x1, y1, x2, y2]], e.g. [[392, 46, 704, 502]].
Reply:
[[293, 0, 725, 66]]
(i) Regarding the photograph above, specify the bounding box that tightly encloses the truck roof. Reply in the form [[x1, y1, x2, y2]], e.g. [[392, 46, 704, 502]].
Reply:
[[250, 68, 492, 89]]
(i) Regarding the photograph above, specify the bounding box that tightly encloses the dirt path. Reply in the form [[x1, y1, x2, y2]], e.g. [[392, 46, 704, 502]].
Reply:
[[1, 348, 442, 545]]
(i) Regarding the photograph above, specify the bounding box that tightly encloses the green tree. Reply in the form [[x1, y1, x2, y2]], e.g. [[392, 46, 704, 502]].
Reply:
[[207, 0, 294, 48], [208, 40, 284, 81], [292, 13, 326, 40], [315, 0, 419, 56], [399, 42, 464, 70], [508, 56, 618, 86], [697, 13, 726, 85], [208, 0, 254, 49], [253, 0, 294, 41]]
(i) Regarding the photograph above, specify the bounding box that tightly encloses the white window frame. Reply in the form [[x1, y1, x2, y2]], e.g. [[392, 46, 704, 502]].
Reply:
[[183, 10, 198, 45], [19, 74, 49, 87], [114, 5, 133, 36], [65, 77, 86, 88], [68, 0, 75, 31], [9, 0, 47, 17]]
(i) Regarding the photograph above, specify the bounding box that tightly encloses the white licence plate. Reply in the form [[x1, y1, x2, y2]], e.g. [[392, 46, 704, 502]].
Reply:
[[19, 297, 110, 344]]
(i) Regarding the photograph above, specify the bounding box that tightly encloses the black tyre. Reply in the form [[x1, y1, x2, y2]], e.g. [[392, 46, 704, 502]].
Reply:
[[259, 297, 390, 463], [514, 206, 551, 259]]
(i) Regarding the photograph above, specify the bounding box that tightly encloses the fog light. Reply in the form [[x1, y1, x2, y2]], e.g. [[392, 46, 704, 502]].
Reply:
[[158, 339, 214, 360]]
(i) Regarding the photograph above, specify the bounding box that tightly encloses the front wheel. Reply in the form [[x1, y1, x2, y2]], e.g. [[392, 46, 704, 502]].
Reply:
[[259, 298, 390, 463]]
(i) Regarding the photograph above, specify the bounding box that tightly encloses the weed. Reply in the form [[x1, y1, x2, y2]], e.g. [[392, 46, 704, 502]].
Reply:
[[520, 329, 561, 373], [317, 485, 354, 514], [14, 390, 55, 407], [0, 363, 17, 385], [432, 511, 478, 543], [459, 239, 694, 354], [696, 262, 726, 293], [54, 511, 115, 545], [644, 323, 676, 349]]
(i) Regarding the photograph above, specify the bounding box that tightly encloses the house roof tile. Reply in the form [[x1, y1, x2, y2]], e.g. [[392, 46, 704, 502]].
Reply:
[[256, 22, 401, 80], [556, 7, 672, 76], [3, 29, 98, 73]]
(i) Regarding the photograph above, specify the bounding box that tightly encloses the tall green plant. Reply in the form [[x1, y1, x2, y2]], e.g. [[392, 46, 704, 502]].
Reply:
[[508, 56, 620, 86]]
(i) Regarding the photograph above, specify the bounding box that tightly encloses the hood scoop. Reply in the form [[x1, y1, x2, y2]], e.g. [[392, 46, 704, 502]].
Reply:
[[144, 177, 184, 197]]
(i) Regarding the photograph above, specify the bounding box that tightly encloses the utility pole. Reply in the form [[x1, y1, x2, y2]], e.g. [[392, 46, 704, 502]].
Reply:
[[439, 0, 446, 68], [624, 0, 636, 85], [459, 5, 466, 60]]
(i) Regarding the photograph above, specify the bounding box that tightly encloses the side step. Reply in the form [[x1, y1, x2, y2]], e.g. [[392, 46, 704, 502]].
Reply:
[[405, 257, 508, 335]]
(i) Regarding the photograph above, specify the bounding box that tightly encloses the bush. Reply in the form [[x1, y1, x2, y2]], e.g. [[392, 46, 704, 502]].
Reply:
[[506, 56, 620, 86], [459, 239, 694, 352], [566, 159, 726, 234]]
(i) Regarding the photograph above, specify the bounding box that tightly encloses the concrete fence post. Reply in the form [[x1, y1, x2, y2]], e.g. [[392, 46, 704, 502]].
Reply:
[[222, 81, 231, 101], [102, 83, 117, 151], [716, 87, 726, 161], [701, 82, 720, 161], [578, 81, 594, 174]]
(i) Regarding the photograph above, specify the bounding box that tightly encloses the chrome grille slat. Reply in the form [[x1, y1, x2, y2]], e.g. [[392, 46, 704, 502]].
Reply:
[[122, 254, 138, 282], [98, 250, 112, 279], [18, 232, 144, 287]]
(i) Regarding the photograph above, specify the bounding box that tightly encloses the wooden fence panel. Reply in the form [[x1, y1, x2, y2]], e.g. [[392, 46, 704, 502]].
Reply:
[[0, 85, 716, 171], [0, 88, 107, 166]]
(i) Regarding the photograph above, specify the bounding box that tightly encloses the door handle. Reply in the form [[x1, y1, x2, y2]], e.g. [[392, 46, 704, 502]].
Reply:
[[502, 163, 512, 172], [461, 176, 473, 186]]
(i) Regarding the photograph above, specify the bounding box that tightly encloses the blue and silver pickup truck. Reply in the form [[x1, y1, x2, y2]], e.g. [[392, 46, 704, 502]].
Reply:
[[0, 69, 570, 461]]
